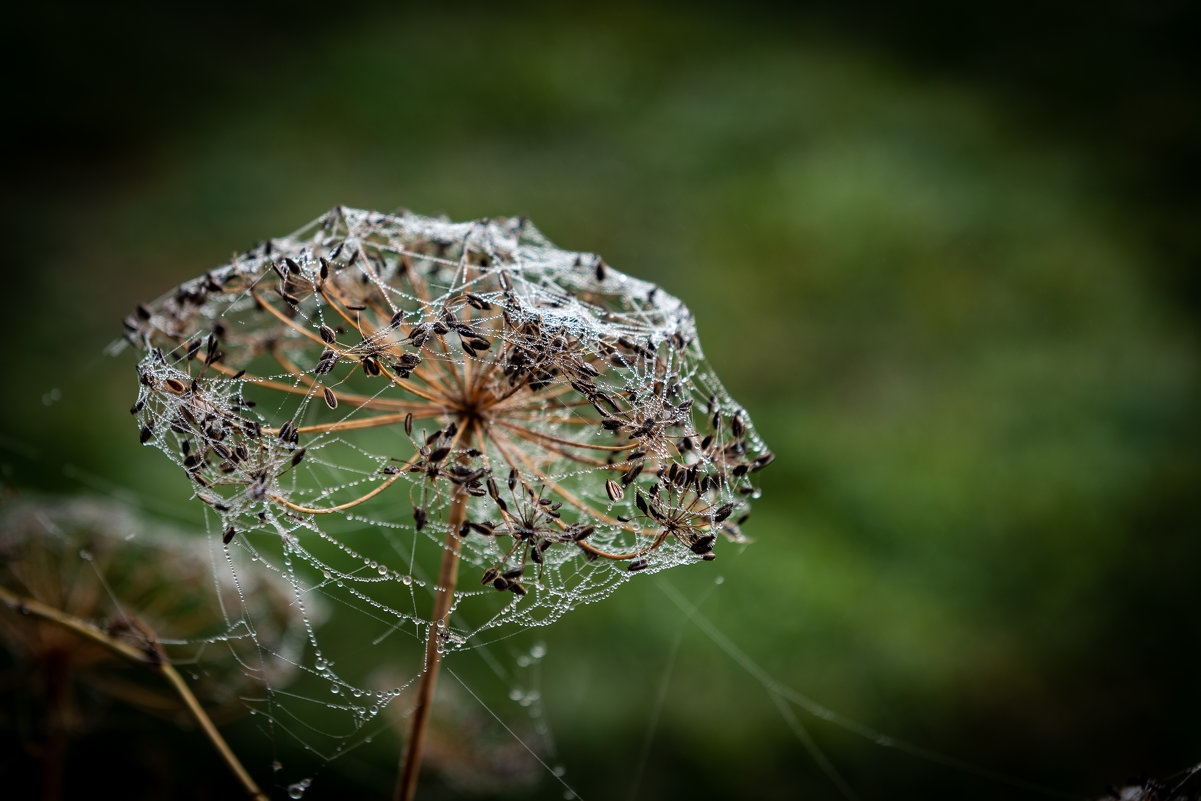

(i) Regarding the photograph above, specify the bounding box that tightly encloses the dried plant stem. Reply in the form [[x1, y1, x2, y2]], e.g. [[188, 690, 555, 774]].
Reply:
[[42, 651, 69, 801], [0, 585, 267, 801], [396, 486, 469, 801]]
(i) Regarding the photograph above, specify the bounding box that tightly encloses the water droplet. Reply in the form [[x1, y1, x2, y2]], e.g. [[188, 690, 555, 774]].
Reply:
[[530, 642, 546, 659], [714, 575, 724, 585], [516, 655, 531, 668], [377, 565, 388, 576], [509, 688, 523, 701], [402, 575, 412, 586], [552, 764, 566, 777], [330, 684, 340, 694], [78, 549, 92, 561], [250, 554, 259, 562], [288, 782, 306, 799]]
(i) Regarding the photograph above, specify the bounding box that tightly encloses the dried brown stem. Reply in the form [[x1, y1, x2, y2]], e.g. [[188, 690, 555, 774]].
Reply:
[[395, 429, 473, 801]]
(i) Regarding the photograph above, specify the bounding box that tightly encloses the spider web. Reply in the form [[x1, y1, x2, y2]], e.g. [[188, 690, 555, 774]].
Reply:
[[116, 207, 772, 793]]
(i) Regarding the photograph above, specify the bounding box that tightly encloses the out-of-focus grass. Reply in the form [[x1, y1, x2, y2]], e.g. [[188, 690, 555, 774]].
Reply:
[[2, 5, 1198, 800]]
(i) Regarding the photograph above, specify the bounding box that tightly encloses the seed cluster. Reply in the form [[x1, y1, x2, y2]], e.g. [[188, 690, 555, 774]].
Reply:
[[124, 207, 771, 631]]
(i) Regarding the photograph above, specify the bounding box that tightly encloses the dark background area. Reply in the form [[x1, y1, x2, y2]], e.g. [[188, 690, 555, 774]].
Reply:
[[2, 2, 1199, 800]]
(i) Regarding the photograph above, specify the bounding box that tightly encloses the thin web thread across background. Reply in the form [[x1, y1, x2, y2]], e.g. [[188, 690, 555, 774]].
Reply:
[[118, 207, 772, 787]]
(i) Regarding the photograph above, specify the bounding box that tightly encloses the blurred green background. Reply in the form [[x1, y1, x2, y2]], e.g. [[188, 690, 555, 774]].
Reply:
[[3, 2, 1199, 800]]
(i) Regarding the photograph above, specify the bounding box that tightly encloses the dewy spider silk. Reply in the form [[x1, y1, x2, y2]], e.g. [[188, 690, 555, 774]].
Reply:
[[120, 206, 772, 791]]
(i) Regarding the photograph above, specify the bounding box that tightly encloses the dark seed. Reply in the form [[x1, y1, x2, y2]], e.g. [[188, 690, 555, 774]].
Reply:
[[751, 452, 775, 472], [315, 350, 337, 375], [323, 387, 337, 409]]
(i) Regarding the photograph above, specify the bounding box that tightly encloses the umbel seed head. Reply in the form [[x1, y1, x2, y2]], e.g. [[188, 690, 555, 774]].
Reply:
[[123, 207, 771, 638]]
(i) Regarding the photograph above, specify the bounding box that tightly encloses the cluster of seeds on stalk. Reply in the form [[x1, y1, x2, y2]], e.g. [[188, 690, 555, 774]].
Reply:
[[125, 207, 772, 597]]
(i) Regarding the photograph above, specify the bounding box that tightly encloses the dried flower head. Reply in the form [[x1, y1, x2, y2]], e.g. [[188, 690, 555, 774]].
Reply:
[[123, 207, 770, 643], [122, 206, 772, 795]]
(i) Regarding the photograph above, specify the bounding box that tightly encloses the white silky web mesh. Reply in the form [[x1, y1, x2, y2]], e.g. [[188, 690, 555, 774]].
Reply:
[[120, 206, 772, 783]]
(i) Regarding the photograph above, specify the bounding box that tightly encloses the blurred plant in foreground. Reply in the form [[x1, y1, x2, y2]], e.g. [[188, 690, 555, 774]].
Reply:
[[0, 495, 311, 800]]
